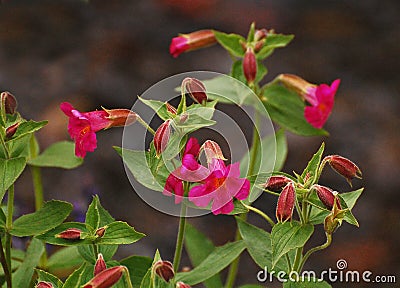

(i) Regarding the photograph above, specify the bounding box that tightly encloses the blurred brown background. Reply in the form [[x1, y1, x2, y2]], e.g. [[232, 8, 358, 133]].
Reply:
[[0, 0, 399, 287]]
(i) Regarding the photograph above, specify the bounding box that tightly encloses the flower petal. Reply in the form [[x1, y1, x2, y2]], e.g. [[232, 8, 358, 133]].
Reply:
[[189, 184, 212, 207]]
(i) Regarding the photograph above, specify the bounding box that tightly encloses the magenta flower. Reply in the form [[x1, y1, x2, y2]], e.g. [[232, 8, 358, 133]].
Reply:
[[163, 138, 208, 203], [189, 159, 250, 215], [303, 79, 340, 129], [170, 30, 216, 58], [60, 102, 136, 158]]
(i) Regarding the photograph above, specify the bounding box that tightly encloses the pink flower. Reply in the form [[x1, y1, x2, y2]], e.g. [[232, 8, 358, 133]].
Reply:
[[60, 102, 136, 158], [163, 138, 208, 203], [303, 79, 340, 129], [169, 30, 216, 58], [189, 159, 250, 215]]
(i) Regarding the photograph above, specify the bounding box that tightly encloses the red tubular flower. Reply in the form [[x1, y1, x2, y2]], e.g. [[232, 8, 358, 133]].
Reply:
[[314, 185, 341, 210], [170, 30, 216, 58], [276, 182, 295, 222], [325, 155, 362, 186], [94, 253, 107, 276], [189, 159, 250, 215], [264, 175, 292, 191], [60, 102, 137, 158], [243, 47, 257, 84], [35, 282, 54, 288], [277, 74, 340, 128], [82, 266, 125, 288], [154, 119, 172, 156], [153, 260, 175, 283], [56, 228, 82, 240]]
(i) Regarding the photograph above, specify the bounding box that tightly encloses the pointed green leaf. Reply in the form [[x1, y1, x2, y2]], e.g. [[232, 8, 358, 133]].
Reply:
[[62, 263, 87, 288], [85, 198, 100, 232], [77, 244, 118, 264], [47, 246, 83, 274], [271, 221, 314, 268], [185, 224, 223, 288], [257, 34, 294, 60], [300, 143, 325, 184], [96, 221, 145, 245], [214, 31, 246, 57], [36, 269, 63, 288], [28, 141, 83, 169], [11, 200, 72, 237], [138, 97, 170, 121], [6, 120, 48, 142], [120, 255, 153, 288], [0, 157, 26, 202], [12, 238, 45, 288], [176, 240, 246, 285]]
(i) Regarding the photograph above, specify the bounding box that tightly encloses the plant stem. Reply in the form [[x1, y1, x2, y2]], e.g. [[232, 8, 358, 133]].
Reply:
[[292, 247, 303, 272], [31, 166, 44, 210], [0, 236, 11, 288], [243, 203, 274, 227], [93, 243, 99, 258], [298, 233, 332, 272], [137, 116, 155, 135], [5, 184, 14, 287], [173, 203, 187, 273]]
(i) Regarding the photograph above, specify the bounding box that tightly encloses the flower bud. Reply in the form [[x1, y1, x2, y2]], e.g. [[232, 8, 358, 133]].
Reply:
[[324, 199, 345, 235], [276, 182, 295, 222], [170, 30, 216, 58], [94, 253, 107, 276], [1, 91, 17, 115], [154, 120, 171, 156], [314, 185, 341, 210], [201, 140, 226, 163], [153, 260, 175, 283], [254, 29, 268, 41], [103, 108, 137, 128], [179, 113, 189, 124], [243, 47, 257, 84], [83, 266, 125, 288], [56, 228, 82, 240], [183, 77, 207, 104], [5, 122, 19, 139], [96, 227, 106, 238], [176, 282, 191, 288], [35, 282, 54, 288], [264, 175, 292, 191], [165, 102, 177, 115], [325, 155, 362, 186], [277, 74, 315, 99]]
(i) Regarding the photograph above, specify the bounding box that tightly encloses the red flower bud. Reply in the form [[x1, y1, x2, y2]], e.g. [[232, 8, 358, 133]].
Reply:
[[243, 47, 257, 84], [83, 266, 125, 288], [94, 253, 107, 276], [183, 77, 208, 104], [56, 228, 82, 240], [170, 30, 216, 58], [1, 91, 17, 114], [314, 185, 341, 210], [176, 282, 192, 288], [325, 155, 362, 186], [153, 260, 175, 283], [254, 29, 269, 41], [5, 122, 19, 139], [154, 120, 171, 156], [165, 102, 177, 115], [96, 227, 106, 238], [103, 108, 138, 128], [264, 175, 292, 191], [276, 182, 295, 222], [35, 281, 54, 288], [201, 140, 226, 163]]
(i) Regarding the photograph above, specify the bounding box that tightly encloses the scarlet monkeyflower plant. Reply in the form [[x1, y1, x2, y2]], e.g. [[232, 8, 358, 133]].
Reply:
[[0, 22, 363, 288]]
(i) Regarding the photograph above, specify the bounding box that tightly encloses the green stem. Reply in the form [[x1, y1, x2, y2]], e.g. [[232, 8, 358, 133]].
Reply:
[[292, 247, 303, 272], [31, 166, 44, 210], [243, 203, 274, 227], [92, 243, 99, 258], [137, 116, 155, 135], [0, 236, 11, 288], [298, 233, 332, 272], [172, 203, 187, 273], [5, 184, 14, 287]]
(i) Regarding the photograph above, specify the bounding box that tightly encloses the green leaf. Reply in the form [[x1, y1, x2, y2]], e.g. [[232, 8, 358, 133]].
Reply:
[[28, 141, 83, 169], [12, 238, 45, 288], [262, 84, 328, 136], [8, 134, 31, 158], [85, 197, 100, 232], [0, 157, 26, 202], [138, 97, 170, 121], [36, 222, 90, 246], [185, 224, 223, 288], [237, 217, 289, 273], [77, 244, 118, 264], [96, 221, 145, 245], [47, 246, 83, 274], [283, 279, 332, 288], [0, 249, 25, 276], [214, 31, 246, 57], [271, 221, 314, 268], [257, 34, 294, 60], [176, 240, 246, 285], [36, 269, 63, 288], [300, 143, 325, 185], [62, 263, 87, 288], [11, 200, 72, 237], [93, 195, 115, 227], [6, 120, 48, 142], [120, 255, 153, 288]]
